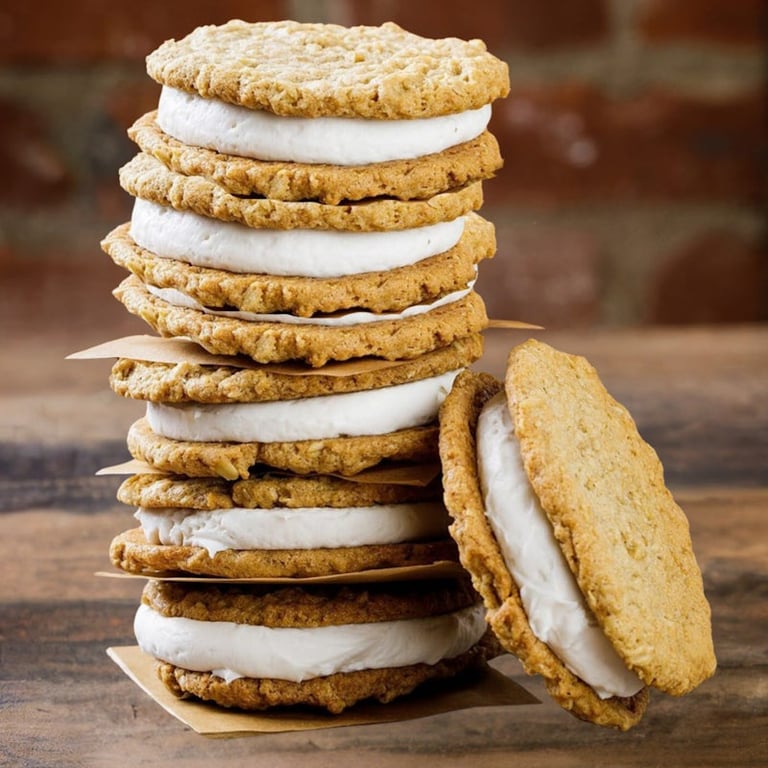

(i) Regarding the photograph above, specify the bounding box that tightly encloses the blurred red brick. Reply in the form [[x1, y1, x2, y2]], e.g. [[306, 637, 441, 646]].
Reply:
[[0, 0, 288, 63], [343, 0, 609, 50], [478, 221, 601, 327], [104, 80, 162, 132], [647, 231, 766, 323], [489, 83, 766, 206], [502, 0, 610, 48], [637, 0, 767, 46], [95, 181, 134, 223], [0, 99, 71, 208], [0, 2, 765, 328]]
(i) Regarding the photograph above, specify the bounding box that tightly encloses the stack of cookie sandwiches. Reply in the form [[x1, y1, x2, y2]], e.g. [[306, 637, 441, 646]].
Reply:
[[100, 20, 510, 713]]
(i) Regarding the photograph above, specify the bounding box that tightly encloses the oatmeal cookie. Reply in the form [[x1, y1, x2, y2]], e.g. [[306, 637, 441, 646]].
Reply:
[[120, 152, 484, 232], [146, 20, 509, 119], [109, 333, 483, 403], [504, 340, 716, 696], [142, 579, 479, 625], [110, 526, 458, 578], [127, 417, 439, 479], [118, 471, 442, 510], [155, 644, 494, 713]]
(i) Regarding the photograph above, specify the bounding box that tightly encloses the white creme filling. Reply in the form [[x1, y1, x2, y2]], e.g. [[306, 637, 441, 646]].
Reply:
[[135, 501, 450, 557], [146, 369, 460, 443], [476, 392, 645, 700], [130, 199, 466, 278], [145, 277, 474, 327], [157, 86, 492, 165], [134, 602, 486, 683]]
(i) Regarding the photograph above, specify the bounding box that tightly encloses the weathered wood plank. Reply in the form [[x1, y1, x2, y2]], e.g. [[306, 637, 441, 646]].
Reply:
[[1, 665, 764, 768]]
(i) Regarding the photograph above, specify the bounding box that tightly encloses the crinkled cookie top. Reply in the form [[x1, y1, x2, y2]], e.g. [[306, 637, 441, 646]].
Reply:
[[146, 19, 510, 119]]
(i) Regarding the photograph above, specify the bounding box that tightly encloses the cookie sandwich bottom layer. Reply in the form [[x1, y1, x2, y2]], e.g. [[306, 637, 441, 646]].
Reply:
[[135, 601, 487, 684], [135, 578, 500, 711]]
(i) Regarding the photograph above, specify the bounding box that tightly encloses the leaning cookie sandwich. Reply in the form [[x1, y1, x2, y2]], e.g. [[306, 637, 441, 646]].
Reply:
[[438, 339, 716, 730]]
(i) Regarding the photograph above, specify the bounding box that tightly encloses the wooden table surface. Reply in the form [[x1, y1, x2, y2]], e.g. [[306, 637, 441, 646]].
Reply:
[[1, 303, 767, 766]]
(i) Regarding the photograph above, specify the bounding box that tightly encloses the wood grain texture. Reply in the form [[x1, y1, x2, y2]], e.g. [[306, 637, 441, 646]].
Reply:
[[1, 326, 766, 767]]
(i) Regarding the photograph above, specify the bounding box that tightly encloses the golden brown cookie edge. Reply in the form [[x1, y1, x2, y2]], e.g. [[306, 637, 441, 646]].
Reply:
[[505, 338, 716, 696]]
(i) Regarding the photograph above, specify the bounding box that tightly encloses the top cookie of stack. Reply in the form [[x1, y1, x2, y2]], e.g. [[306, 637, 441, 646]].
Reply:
[[105, 19, 510, 367]]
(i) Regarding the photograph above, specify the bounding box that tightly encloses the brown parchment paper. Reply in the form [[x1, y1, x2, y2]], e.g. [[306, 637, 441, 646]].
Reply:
[[67, 335, 436, 376], [69, 325, 541, 375], [96, 459, 442, 487], [107, 646, 538, 736], [96, 559, 466, 585], [486, 319, 543, 329]]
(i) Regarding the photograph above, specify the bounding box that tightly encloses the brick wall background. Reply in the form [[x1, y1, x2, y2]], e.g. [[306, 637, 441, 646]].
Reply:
[[0, 0, 765, 330]]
